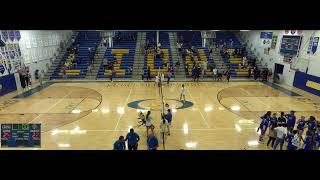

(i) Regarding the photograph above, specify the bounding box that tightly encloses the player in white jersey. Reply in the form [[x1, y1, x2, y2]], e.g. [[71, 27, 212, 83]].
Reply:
[[155, 74, 160, 87], [161, 73, 165, 83], [179, 84, 186, 103]]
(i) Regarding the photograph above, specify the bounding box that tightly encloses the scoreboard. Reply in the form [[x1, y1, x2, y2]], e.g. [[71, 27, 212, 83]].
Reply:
[[280, 35, 302, 56], [1, 124, 41, 148]]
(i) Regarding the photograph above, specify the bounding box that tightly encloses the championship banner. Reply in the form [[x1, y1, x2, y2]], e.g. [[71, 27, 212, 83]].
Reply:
[[9, 31, 15, 42], [260, 32, 272, 48], [1, 31, 8, 42], [307, 37, 319, 54], [15, 31, 21, 41], [311, 37, 319, 54], [307, 36, 313, 54], [270, 36, 278, 49]]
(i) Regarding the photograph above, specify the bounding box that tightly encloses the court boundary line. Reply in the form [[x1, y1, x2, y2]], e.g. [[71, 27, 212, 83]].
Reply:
[[46, 127, 257, 133], [186, 88, 210, 128], [28, 90, 74, 123], [114, 85, 133, 131], [233, 97, 252, 112]]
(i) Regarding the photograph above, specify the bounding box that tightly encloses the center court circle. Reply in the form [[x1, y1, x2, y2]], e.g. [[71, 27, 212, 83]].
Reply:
[[127, 98, 194, 111]]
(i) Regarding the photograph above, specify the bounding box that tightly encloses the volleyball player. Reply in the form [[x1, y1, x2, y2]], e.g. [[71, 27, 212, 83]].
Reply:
[[179, 84, 186, 103]]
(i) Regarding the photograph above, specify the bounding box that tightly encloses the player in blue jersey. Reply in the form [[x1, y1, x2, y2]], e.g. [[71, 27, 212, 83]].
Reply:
[[269, 113, 278, 127], [296, 116, 306, 137], [147, 133, 159, 150], [285, 111, 296, 133], [314, 127, 320, 150], [258, 113, 271, 142], [125, 128, 140, 150], [307, 116, 317, 133], [277, 112, 286, 126], [113, 136, 126, 150], [303, 131, 314, 150]]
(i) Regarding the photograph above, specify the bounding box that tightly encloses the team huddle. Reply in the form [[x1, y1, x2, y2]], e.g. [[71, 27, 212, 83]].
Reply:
[[258, 111, 320, 150]]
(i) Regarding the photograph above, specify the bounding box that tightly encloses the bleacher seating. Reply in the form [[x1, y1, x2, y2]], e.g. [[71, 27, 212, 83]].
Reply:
[[50, 31, 101, 79], [143, 32, 173, 77], [216, 31, 249, 77], [177, 31, 214, 77], [96, 31, 136, 79]]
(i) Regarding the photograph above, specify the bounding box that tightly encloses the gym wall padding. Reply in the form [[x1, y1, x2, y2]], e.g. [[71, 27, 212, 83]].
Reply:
[[293, 71, 320, 96], [0, 74, 17, 96]]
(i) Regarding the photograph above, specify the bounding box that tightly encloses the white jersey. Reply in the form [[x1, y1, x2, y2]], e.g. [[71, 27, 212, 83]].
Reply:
[[160, 121, 169, 133], [161, 74, 165, 82], [180, 87, 186, 95], [146, 116, 153, 127], [213, 68, 217, 75], [155, 76, 160, 83]]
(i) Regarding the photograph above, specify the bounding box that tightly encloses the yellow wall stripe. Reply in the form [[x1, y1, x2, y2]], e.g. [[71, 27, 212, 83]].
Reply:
[[306, 80, 320, 91]]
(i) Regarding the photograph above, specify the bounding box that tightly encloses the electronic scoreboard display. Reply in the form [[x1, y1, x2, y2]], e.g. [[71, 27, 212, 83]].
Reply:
[[279, 35, 302, 56], [1, 124, 41, 148]]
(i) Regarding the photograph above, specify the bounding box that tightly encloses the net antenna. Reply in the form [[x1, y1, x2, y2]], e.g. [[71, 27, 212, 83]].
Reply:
[[158, 67, 165, 116]]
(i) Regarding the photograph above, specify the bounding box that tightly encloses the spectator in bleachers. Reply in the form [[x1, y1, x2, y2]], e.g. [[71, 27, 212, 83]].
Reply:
[[191, 46, 196, 53], [202, 61, 207, 73], [177, 41, 182, 54], [64, 61, 69, 70], [230, 39, 234, 48], [103, 57, 108, 68], [225, 66, 231, 82], [62, 66, 67, 79], [84, 32, 88, 40], [195, 65, 201, 82], [224, 50, 230, 59], [167, 71, 172, 85], [218, 67, 224, 81], [103, 38, 107, 47], [71, 38, 75, 46], [88, 63, 92, 73], [242, 56, 247, 65], [248, 65, 252, 78], [169, 66, 174, 75], [213, 67, 218, 81], [147, 66, 151, 81], [268, 68, 273, 82], [88, 47, 92, 56], [60, 41, 64, 49], [72, 58, 77, 68], [253, 66, 258, 80], [185, 64, 189, 75], [209, 48, 213, 57], [192, 67, 196, 81], [160, 50, 164, 59], [140, 69, 144, 81], [128, 67, 133, 74], [175, 60, 180, 69]]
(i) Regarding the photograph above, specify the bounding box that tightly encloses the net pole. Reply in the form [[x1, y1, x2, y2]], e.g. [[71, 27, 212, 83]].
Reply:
[[162, 132, 165, 150]]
